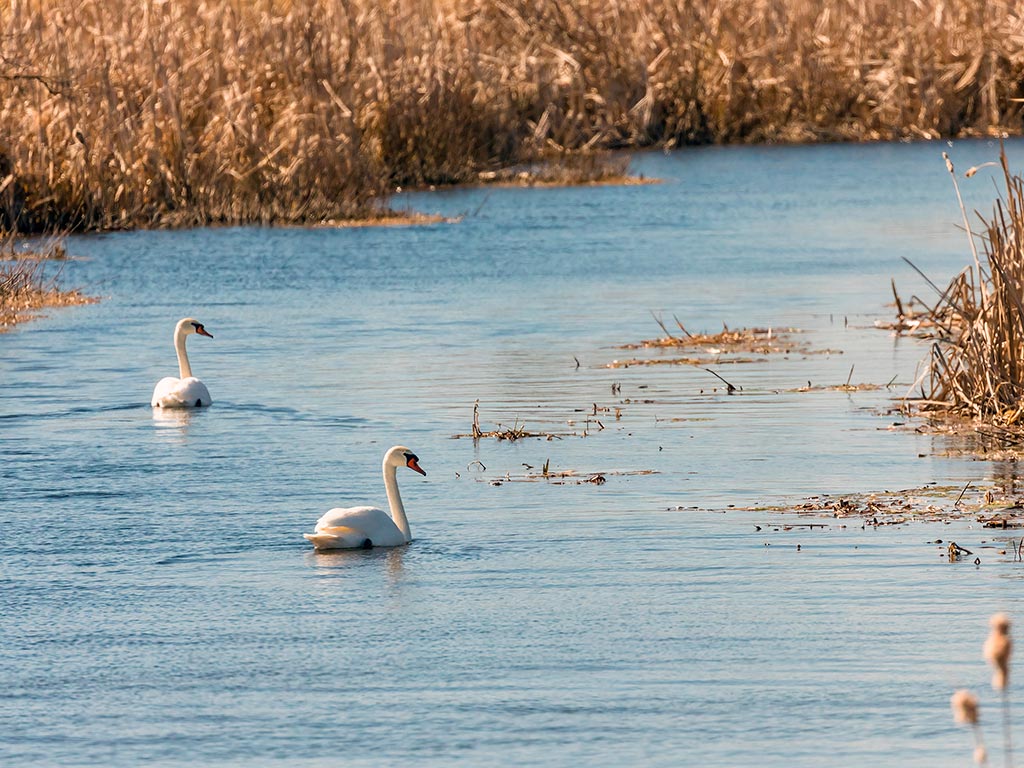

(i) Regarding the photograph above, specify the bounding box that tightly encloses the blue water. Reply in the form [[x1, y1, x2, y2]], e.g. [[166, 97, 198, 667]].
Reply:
[[3, 138, 1024, 766]]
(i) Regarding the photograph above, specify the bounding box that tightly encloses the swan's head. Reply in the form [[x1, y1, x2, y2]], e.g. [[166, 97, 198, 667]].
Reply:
[[176, 317, 214, 339], [386, 445, 426, 476]]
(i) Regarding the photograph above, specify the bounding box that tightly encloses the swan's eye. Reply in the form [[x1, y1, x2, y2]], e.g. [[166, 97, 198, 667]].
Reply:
[[404, 453, 426, 475], [192, 323, 202, 331]]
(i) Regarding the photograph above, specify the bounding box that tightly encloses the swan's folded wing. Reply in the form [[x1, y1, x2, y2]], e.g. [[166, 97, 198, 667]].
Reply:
[[151, 376, 181, 407], [314, 506, 385, 528], [304, 525, 367, 550], [152, 376, 212, 408]]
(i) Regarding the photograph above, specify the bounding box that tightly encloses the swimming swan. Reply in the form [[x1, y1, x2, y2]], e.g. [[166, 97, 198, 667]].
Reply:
[[304, 446, 426, 550], [151, 317, 214, 408]]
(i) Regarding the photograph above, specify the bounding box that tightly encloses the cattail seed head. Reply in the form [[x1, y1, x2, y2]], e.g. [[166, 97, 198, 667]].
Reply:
[[983, 612, 1012, 691], [952, 689, 980, 724]]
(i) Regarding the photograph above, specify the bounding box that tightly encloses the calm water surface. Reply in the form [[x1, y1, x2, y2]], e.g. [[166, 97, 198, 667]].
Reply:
[[4, 139, 1024, 766]]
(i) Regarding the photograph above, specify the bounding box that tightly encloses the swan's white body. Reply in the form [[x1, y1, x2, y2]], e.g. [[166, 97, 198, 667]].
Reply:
[[305, 446, 426, 550], [151, 317, 214, 408]]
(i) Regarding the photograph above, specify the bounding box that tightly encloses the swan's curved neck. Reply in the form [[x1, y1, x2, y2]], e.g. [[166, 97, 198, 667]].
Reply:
[[383, 463, 412, 543], [174, 326, 192, 379]]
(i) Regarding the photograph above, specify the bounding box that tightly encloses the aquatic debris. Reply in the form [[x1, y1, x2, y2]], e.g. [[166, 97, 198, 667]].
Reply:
[[474, 152, 654, 188], [481, 467, 658, 485], [452, 400, 576, 441], [611, 316, 840, 369], [622, 316, 818, 354], [948, 541, 974, 561], [874, 277, 950, 338], [788, 365, 889, 393], [606, 355, 765, 368], [743, 480, 1024, 532]]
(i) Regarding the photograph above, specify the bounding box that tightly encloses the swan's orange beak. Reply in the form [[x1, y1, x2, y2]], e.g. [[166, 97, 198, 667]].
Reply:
[[196, 325, 214, 338], [407, 457, 426, 476]]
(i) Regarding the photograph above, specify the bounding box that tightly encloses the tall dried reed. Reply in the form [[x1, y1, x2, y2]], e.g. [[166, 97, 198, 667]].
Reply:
[[2, 0, 1024, 231], [922, 146, 1024, 422]]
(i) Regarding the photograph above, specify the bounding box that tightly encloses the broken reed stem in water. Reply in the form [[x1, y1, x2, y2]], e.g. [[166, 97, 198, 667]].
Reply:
[[703, 367, 739, 394]]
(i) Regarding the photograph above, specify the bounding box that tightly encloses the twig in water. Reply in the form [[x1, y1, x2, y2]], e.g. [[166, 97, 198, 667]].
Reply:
[[672, 314, 695, 338], [954, 481, 972, 507], [650, 311, 678, 341], [846, 365, 855, 388], [901, 256, 948, 300], [703, 367, 739, 394], [891, 279, 905, 318]]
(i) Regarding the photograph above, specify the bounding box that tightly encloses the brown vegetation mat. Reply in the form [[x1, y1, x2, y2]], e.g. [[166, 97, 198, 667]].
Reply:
[[3, 1, 1024, 231], [0, 265, 95, 329], [0, 240, 95, 329], [622, 319, 810, 352], [452, 401, 599, 441], [483, 466, 659, 486], [475, 154, 654, 188], [609, 317, 839, 369], [318, 212, 454, 229], [745, 484, 1024, 529]]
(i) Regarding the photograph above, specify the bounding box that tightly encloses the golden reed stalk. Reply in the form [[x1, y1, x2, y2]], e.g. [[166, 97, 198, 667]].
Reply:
[[2, 0, 1023, 231]]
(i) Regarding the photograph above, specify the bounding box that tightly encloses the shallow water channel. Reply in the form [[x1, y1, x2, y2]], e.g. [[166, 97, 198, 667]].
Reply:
[[4, 139, 1024, 766]]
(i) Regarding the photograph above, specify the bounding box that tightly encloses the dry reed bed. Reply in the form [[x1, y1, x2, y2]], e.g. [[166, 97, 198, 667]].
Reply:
[[0, 238, 94, 328], [909, 147, 1024, 428], [2, 0, 1024, 231]]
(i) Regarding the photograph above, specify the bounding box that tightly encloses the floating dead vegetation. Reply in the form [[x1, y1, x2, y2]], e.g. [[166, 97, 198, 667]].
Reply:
[[475, 152, 654, 189], [787, 366, 892, 393], [886, 413, 1024, 461], [318, 211, 456, 228], [610, 315, 839, 369], [742, 482, 1024, 527], [791, 382, 885, 393], [623, 316, 802, 352], [452, 400, 594, 441], [1, 237, 95, 330], [606, 355, 766, 368], [482, 463, 659, 486], [874, 277, 954, 338]]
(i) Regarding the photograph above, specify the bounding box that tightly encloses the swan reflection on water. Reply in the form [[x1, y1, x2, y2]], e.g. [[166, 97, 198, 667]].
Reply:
[[151, 406, 196, 442], [307, 545, 408, 585]]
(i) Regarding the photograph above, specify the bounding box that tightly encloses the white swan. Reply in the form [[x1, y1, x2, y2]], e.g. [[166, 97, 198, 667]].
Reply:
[[304, 446, 427, 550], [151, 317, 214, 408]]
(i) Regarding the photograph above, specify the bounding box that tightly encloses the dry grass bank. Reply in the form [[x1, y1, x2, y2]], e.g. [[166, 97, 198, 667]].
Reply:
[[2, 0, 1023, 231], [0, 238, 95, 329]]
